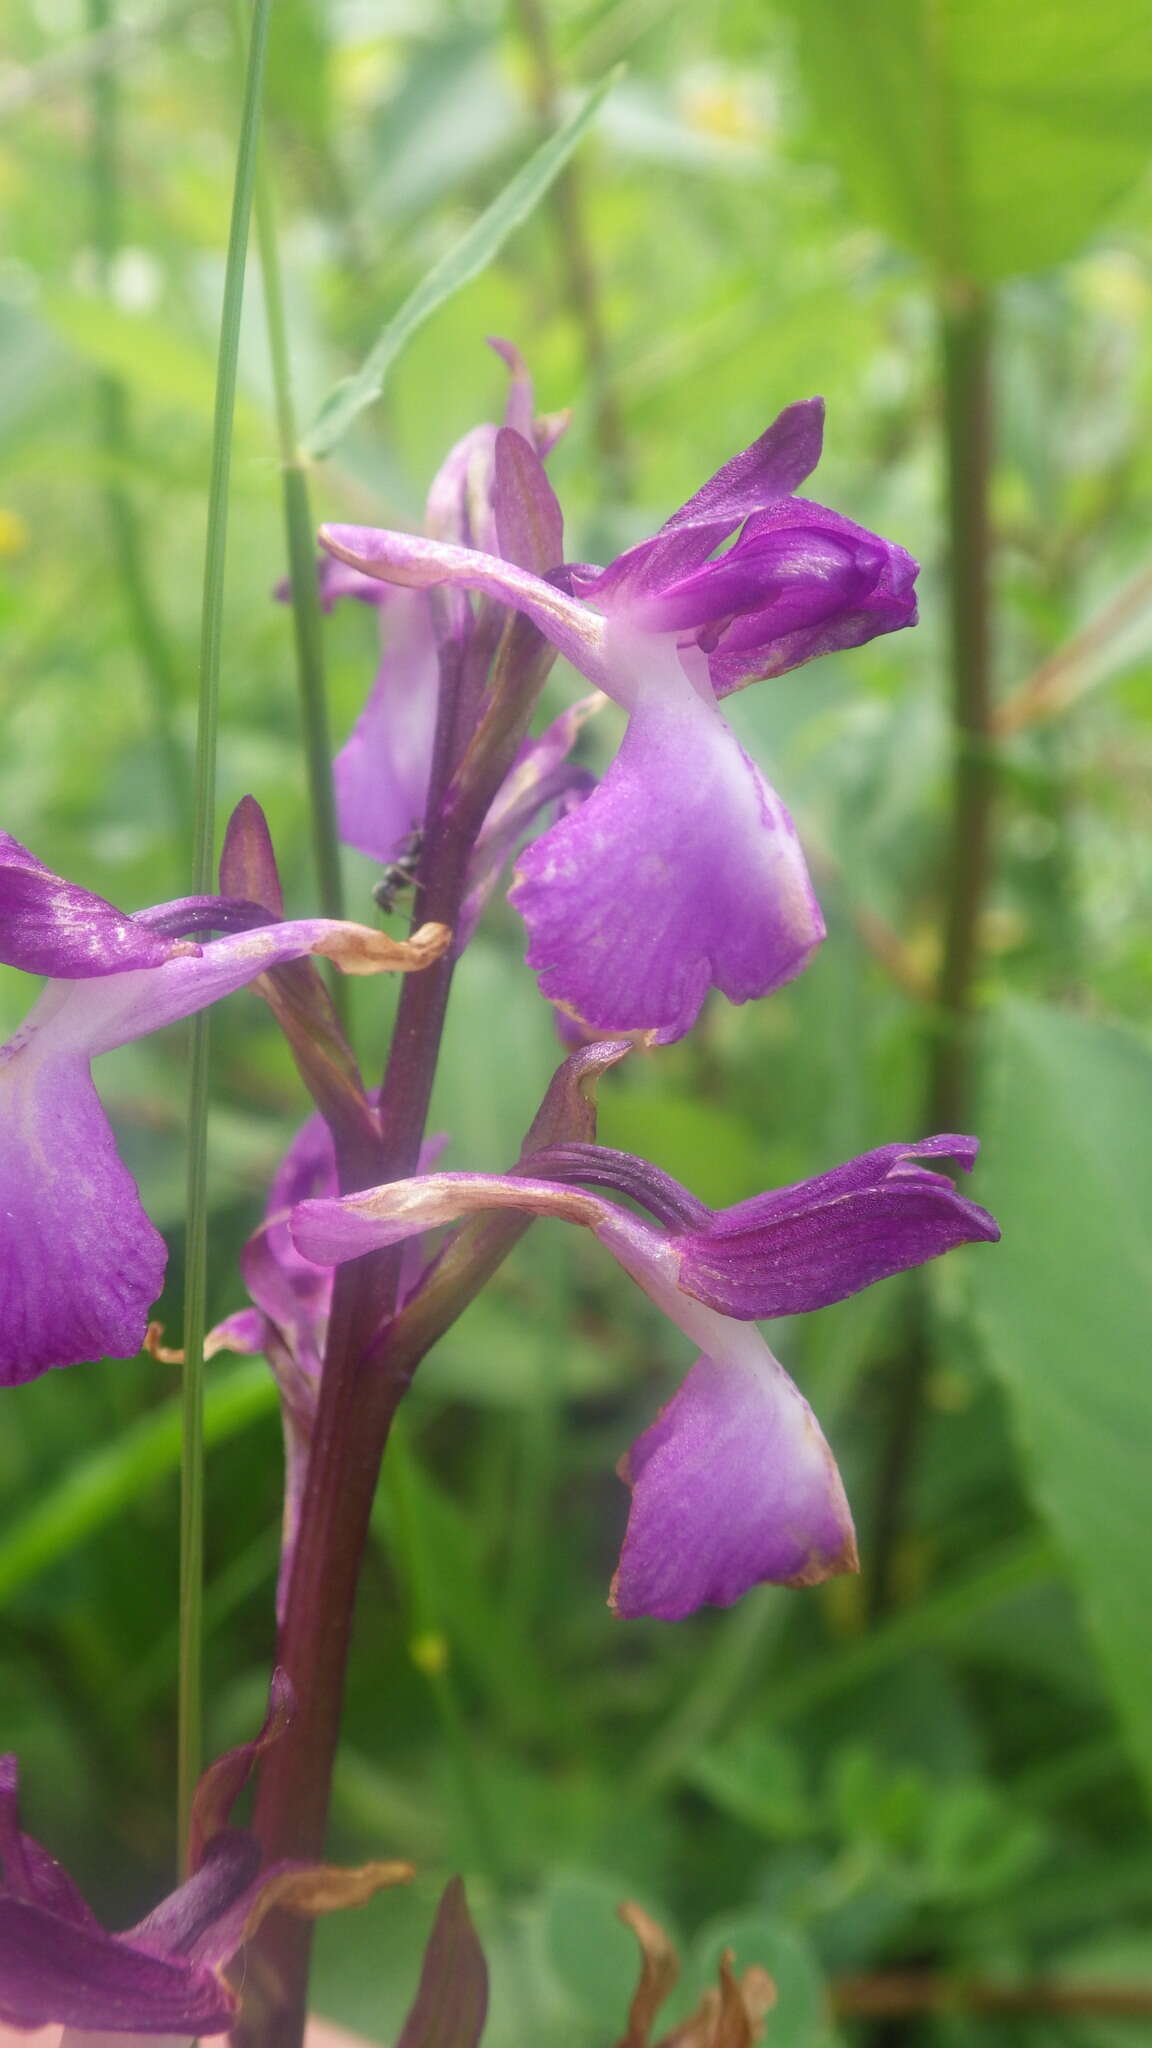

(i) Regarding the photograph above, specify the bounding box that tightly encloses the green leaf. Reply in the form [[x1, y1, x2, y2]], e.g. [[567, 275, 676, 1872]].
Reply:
[[976, 999, 1152, 1798], [773, 0, 1152, 283], [0, 1360, 276, 1606], [301, 70, 618, 459]]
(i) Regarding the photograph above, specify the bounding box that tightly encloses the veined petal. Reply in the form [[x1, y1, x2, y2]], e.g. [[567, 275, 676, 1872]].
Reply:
[[16, 916, 449, 1065], [675, 1137, 1000, 1318], [0, 836, 197, 979], [0, 1048, 166, 1383], [509, 651, 824, 1039], [291, 1170, 856, 1616], [612, 1331, 856, 1621], [320, 526, 614, 695], [572, 399, 826, 604], [333, 588, 439, 865], [0, 1899, 233, 2033]]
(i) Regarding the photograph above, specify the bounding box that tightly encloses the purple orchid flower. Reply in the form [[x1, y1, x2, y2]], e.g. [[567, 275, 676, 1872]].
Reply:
[[0, 822, 449, 1386], [291, 1135, 998, 1621], [320, 398, 918, 1041], [0, 1672, 410, 2038], [317, 341, 581, 879], [207, 1109, 445, 1618]]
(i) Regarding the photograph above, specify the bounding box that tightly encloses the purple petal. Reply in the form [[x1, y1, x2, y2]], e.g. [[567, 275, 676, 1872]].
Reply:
[[26, 915, 440, 1061], [0, 1898, 234, 2032], [395, 1879, 489, 2048], [0, 1757, 100, 1929], [185, 1671, 294, 1875], [127, 1831, 262, 1961], [425, 422, 500, 553], [705, 502, 919, 696], [0, 1049, 166, 1383], [676, 1137, 1000, 1319], [613, 1334, 856, 1620], [573, 400, 827, 602], [633, 522, 886, 635], [509, 667, 824, 1039], [218, 795, 284, 918], [316, 555, 389, 609], [334, 588, 439, 865], [320, 526, 615, 695], [0, 835, 197, 979], [459, 697, 600, 948], [291, 1170, 602, 1268], [492, 427, 564, 574], [664, 398, 825, 526], [0, 918, 429, 1383]]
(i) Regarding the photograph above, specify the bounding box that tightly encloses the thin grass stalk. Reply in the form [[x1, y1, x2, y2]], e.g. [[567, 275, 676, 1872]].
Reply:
[[179, 0, 274, 1869]]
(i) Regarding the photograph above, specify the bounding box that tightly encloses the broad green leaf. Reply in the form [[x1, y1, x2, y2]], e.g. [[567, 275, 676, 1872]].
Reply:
[[302, 70, 618, 459], [0, 1360, 276, 1604], [976, 999, 1152, 1797], [773, 0, 1152, 282]]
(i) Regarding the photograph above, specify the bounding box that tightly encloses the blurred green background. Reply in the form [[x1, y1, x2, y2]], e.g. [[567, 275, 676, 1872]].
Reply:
[[3, 0, 1152, 2041]]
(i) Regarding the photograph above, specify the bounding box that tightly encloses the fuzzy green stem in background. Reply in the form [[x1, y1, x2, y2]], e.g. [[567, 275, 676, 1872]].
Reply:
[[250, 124, 345, 920], [509, 0, 628, 495], [868, 286, 996, 1619], [178, 0, 274, 1870], [86, 0, 190, 849]]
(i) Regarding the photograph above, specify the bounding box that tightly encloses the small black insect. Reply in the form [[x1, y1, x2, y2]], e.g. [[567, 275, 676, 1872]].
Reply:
[[372, 828, 424, 915]]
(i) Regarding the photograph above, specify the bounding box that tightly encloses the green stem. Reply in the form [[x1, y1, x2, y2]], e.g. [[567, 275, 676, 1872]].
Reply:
[[510, 0, 628, 493], [178, 0, 274, 1870], [87, 0, 189, 849], [250, 132, 344, 918], [868, 286, 996, 1619]]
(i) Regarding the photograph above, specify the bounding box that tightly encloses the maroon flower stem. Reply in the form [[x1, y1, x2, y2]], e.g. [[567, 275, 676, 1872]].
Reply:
[[869, 287, 995, 1618], [245, 626, 552, 2048]]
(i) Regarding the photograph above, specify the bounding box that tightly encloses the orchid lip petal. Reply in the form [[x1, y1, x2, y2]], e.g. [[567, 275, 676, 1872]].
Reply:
[[509, 649, 824, 1038], [611, 1335, 857, 1620]]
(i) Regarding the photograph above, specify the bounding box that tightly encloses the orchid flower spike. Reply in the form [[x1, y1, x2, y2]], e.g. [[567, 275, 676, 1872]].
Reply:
[[0, 812, 449, 1385], [292, 1135, 998, 1620], [320, 397, 918, 1040], [313, 339, 587, 894], [0, 1672, 411, 2040], [207, 1108, 446, 1619]]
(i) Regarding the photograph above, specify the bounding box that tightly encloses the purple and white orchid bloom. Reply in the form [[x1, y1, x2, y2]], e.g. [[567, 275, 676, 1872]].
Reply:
[[316, 340, 578, 876], [291, 1135, 998, 1621], [0, 824, 449, 1386], [321, 397, 919, 1041], [0, 1673, 410, 2040], [207, 1109, 445, 1618]]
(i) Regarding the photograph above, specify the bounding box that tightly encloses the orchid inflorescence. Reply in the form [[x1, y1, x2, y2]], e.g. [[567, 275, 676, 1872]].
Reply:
[[0, 347, 998, 2038]]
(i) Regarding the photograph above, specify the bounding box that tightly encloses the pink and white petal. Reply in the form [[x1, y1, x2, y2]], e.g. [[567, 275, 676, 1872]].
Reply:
[[320, 526, 615, 695], [612, 1327, 857, 1620], [333, 590, 438, 864], [0, 1049, 166, 1383], [0, 835, 196, 980], [291, 1169, 604, 1267], [509, 665, 824, 1040], [19, 918, 444, 1067]]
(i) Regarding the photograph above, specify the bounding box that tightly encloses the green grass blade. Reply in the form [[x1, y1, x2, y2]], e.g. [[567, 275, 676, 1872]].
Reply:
[[302, 69, 619, 461], [0, 1362, 276, 1609], [182, 0, 274, 1867]]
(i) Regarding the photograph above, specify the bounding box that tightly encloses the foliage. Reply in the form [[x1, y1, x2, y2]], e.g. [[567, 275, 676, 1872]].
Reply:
[[2, 0, 1152, 2040]]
